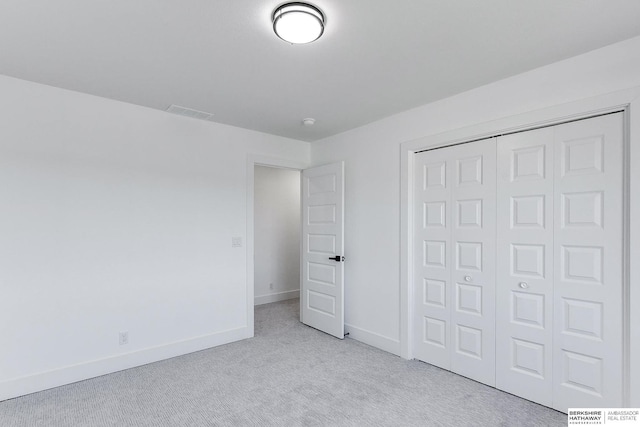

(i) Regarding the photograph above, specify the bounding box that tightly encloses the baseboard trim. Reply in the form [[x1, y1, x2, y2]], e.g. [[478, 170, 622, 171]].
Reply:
[[0, 326, 247, 402], [344, 323, 401, 356], [254, 290, 299, 306]]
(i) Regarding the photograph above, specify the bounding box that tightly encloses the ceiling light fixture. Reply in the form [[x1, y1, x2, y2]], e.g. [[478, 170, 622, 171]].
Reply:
[[272, 2, 325, 44]]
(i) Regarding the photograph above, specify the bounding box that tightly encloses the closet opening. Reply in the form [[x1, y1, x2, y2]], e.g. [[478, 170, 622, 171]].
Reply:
[[403, 107, 631, 413]]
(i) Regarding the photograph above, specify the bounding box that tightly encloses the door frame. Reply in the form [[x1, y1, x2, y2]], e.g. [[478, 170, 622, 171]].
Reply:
[[400, 87, 640, 406], [246, 154, 308, 338]]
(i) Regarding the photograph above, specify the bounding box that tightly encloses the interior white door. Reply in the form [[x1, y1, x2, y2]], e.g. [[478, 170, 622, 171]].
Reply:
[[413, 112, 625, 411], [551, 113, 624, 412], [301, 161, 345, 339], [495, 113, 624, 411], [414, 139, 496, 386], [496, 126, 555, 406], [413, 145, 454, 370], [449, 139, 497, 386]]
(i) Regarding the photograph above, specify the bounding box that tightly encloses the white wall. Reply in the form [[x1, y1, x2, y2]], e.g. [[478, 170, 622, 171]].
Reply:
[[0, 75, 309, 401], [310, 35, 640, 404], [254, 166, 300, 305]]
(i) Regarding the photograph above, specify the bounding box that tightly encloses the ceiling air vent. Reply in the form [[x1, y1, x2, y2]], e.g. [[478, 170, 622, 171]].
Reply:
[[166, 104, 214, 121]]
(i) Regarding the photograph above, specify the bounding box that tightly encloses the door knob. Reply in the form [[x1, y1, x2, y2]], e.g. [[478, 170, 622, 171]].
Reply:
[[329, 256, 345, 262], [464, 275, 473, 282], [519, 282, 529, 289]]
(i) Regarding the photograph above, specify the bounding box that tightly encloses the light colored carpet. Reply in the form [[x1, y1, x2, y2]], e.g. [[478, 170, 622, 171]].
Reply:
[[0, 298, 565, 426]]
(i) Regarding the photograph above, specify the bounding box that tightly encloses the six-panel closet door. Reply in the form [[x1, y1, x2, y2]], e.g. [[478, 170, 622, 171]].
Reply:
[[495, 113, 623, 411], [413, 139, 496, 387], [413, 112, 624, 412]]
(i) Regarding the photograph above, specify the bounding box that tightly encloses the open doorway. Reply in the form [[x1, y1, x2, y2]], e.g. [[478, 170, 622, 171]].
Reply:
[[247, 157, 345, 340], [253, 165, 301, 307]]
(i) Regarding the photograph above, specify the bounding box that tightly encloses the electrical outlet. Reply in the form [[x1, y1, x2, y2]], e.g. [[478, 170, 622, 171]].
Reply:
[[232, 237, 242, 248], [119, 331, 129, 346], [269, 283, 274, 290]]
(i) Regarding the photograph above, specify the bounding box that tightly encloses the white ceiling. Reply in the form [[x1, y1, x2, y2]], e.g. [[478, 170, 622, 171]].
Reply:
[[2, 1, 640, 142]]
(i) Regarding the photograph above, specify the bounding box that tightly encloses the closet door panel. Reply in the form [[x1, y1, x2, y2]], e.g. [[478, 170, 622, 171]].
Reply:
[[449, 139, 496, 387], [414, 139, 496, 386], [552, 113, 624, 412], [414, 146, 454, 370], [496, 128, 554, 406]]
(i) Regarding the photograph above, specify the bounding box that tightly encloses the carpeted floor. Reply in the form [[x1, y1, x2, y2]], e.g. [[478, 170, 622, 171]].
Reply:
[[0, 298, 565, 426]]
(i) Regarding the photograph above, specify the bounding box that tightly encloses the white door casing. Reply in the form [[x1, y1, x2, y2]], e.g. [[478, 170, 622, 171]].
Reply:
[[301, 161, 345, 339], [414, 140, 497, 386]]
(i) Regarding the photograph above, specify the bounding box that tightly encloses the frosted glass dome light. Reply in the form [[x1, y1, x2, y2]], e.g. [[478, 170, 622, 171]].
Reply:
[[272, 3, 325, 44]]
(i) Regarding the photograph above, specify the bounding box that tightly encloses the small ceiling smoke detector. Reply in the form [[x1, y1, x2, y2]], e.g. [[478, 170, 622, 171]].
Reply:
[[166, 104, 215, 121], [302, 118, 316, 126], [272, 3, 325, 44]]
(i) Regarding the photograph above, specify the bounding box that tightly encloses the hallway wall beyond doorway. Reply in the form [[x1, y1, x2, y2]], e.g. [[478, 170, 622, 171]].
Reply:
[[254, 166, 301, 305]]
